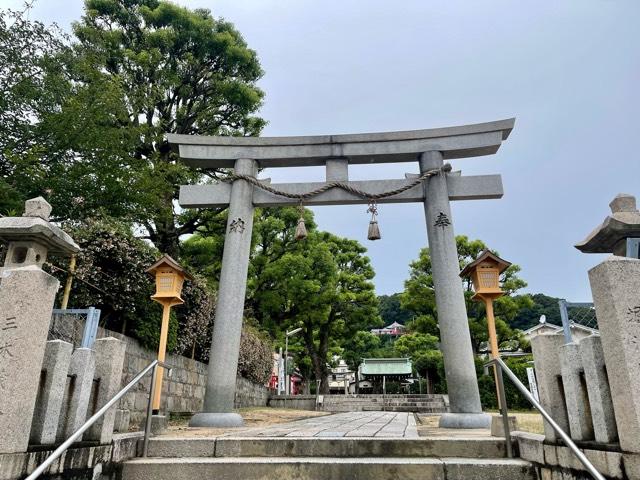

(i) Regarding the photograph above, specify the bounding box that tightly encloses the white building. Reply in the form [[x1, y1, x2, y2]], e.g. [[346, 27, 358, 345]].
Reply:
[[522, 320, 599, 343], [328, 359, 355, 394]]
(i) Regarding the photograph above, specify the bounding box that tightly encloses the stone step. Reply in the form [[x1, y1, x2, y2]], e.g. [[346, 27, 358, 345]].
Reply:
[[336, 395, 445, 399], [385, 406, 448, 412], [323, 400, 446, 407], [324, 395, 444, 402], [123, 456, 535, 480], [359, 407, 447, 412], [145, 437, 511, 459], [323, 400, 446, 406]]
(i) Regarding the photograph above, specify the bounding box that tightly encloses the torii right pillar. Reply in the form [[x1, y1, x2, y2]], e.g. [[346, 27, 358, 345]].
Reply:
[[421, 151, 490, 428]]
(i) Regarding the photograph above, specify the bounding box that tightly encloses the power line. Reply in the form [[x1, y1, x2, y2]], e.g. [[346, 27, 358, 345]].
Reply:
[[46, 262, 111, 297]]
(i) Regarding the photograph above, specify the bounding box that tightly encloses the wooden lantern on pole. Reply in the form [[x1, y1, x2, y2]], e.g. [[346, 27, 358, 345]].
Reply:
[[146, 254, 193, 412], [460, 250, 511, 360], [460, 250, 511, 405]]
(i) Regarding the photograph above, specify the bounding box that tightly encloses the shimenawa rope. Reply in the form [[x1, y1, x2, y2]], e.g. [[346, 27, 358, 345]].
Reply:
[[221, 162, 452, 240], [221, 163, 451, 201]]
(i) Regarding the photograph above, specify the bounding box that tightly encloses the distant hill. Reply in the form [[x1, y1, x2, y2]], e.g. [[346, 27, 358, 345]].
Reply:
[[380, 291, 564, 332], [378, 293, 413, 326], [510, 293, 563, 330]]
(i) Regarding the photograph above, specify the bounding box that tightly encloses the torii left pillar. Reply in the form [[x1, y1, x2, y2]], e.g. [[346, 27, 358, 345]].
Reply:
[[190, 158, 257, 427]]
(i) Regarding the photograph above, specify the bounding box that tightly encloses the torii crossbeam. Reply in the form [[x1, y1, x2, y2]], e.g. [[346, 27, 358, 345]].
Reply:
[[169, 118, 515, 429], [180, 174, 503, 208]]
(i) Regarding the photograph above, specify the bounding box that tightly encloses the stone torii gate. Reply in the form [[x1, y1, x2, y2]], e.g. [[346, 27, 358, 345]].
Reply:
[[169, 118, 515, 429]]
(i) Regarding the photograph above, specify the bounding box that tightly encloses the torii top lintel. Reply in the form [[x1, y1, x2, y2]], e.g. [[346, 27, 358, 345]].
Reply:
[[167, 118, 514, 169]]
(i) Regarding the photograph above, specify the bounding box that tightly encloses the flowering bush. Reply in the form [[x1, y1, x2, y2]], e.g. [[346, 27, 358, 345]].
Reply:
[[57, 218, 213, 354], [237, 326, 273, 384], [174, 276, 215, 360], [60, 218, 160, 340]]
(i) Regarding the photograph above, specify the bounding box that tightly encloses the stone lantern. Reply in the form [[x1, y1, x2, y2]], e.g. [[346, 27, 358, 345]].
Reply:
[[575, 193, 640, 258], [0, 197, 79, 269], [0, 197, 80, 454], [146, 255, 192, 422]]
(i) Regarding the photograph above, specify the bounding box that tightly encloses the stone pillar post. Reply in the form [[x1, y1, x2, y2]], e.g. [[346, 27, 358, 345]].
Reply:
[[85, 337, 126, 444], [578, 335, 618, 444], [559, 342, 594, 441], [190, 158, 257, 428], [57, 347, 96, 442], [0, 269, 60, 453], [531, 333, 570, 441], [0, 197, 79, 454], [589, 256, 640, 453], [30, 339, 73, 445], [419, 151, 489, 429]]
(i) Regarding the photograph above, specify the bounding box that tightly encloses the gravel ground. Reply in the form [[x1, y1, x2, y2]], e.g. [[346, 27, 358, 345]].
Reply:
[[416, 411, 544, 436], [160, 407, 330, 438]]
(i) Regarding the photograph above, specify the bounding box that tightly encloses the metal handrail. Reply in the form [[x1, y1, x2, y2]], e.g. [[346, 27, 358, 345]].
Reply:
[[25, 359, 171, 480], [485, 357, 605, 480]]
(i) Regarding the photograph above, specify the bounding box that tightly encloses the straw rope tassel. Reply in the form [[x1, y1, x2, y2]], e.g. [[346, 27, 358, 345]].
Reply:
[[295, 202, 308, 240], [367, 200, 381, 241]]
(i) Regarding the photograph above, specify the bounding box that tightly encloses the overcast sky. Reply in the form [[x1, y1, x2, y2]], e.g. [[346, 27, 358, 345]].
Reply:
[[4, 0, 639, 301]]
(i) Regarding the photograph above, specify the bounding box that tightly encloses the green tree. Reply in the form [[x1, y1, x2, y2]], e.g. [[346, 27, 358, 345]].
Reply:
[[240, 209, 380, 393], [0, 6, 70, 215], [400, 236, 533, 353], [341, 331, 386, 369], [256, 232, 381, 393], [1, 1, 266, 256], [393, 332, 439, 357], [72, 0, 265, 256]]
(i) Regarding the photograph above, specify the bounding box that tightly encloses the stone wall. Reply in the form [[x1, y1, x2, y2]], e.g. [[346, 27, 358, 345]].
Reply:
[[95, 328, 270, 426], [268, 395, 317, 410], [234, 376, 271, 408], [514, 431, 638, 480], [0, 432, 141, 480]]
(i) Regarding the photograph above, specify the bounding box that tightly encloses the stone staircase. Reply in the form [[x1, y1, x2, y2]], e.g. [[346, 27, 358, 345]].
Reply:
[[123, 435, 536, 480], [322, 394, 449, 413]]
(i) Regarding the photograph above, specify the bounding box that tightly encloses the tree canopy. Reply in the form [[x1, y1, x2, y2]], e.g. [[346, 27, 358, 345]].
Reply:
[[511, 293, 562, 330], [249, 208, 382, 392], [0, 2, 272, 381], [1, 0, 265, 256], [400, 236, 533, 353]]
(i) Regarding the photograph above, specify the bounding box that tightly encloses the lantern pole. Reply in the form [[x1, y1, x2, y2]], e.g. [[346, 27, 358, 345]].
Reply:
[[484, 296, 500, 361], [60, 254, 76, 309], [481, 293, 503, 409], [153, 299, 173, 412], [146, 254, 192, 421]]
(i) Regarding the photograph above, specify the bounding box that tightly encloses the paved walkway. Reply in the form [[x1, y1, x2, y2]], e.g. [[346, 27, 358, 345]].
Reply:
[[223, 411, 418, 438]]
